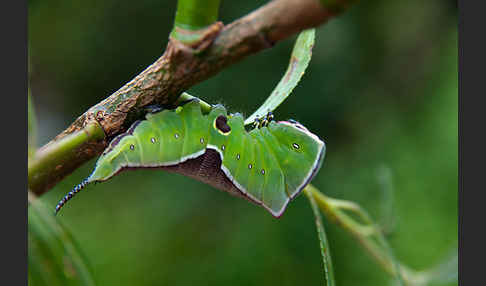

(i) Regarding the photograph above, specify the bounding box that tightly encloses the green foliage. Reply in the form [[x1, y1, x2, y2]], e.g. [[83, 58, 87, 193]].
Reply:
[[245, 29, 315, 125], [28, 89, 37, 159], [29, 94, 96, 284], [29, 0, 457, 285], [305, 188, 336, 286], [29, 194, 96, 286]]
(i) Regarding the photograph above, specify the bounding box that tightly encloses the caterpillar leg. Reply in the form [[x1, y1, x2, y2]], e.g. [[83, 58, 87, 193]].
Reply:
[[266, 111, 274, 123], [178, 97, 201, 107], [255, 111, 275, 128], [144, 104, 165, 114], [251, 116, 261, 129], [260, 111, 274, 127]]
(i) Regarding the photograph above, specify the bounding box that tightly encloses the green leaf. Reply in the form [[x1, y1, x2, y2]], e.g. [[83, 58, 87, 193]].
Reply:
[[244, 29, 315, 125], [305, 188, 336, 286], [28, 89, 37, 160], [28, 193, 96, 286]]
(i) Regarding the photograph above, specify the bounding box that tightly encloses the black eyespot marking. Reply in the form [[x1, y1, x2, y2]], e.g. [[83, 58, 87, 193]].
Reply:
[[292, 143, 300, 149], [261, 169, 265, 175], [215, 115, 231, 133], [248, 164, 253, 169], [221, 145, 226, 151], [200, 138, 204, 144], [151, 137, 156, 143], [130, 144, 135, 150], [236, 154, 240, 160], [174, 133, 179, 139]]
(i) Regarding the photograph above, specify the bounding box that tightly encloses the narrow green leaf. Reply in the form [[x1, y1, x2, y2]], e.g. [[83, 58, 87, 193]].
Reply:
[[305, 188, 336, 286], [28, 89, 37, 160], [28, 193, 96, 286], [244, 29, 315, 125]]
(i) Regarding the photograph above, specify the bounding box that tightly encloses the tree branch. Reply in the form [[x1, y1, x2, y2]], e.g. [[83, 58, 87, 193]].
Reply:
[[28, 0, 359, 196]]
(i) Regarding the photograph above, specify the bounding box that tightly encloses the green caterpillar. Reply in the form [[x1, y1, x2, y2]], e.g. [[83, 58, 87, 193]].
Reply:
[[55, 99, 326, 217]]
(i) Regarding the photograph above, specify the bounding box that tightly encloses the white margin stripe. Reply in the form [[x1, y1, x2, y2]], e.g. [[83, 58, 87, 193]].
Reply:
[[91, 121, 325, 218]]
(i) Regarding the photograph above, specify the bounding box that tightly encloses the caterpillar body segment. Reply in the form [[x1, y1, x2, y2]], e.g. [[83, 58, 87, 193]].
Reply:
[[56, 100, 325, 217]]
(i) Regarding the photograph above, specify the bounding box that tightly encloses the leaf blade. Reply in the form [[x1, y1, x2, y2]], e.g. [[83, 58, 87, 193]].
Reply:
[[305, 188, 336, 286], [28, 89, 37, 160], [244, 28, 315, 125], [28, 193, 96, 286]]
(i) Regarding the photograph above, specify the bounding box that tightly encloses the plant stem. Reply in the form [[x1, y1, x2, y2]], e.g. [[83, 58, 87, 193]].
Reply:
[[172, 0, 222, 44], [304, 188, 336, 286], [28, 123, 105, 194], [305, 184, 424, 285], [175, 0, 221, 30]]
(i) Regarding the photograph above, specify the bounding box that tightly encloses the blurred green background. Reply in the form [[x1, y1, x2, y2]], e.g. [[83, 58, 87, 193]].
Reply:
[[28, 0, 458, 285]]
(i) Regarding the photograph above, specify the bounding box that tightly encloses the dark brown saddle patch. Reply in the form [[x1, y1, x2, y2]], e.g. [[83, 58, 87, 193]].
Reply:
[[215, 115, 231, 133]]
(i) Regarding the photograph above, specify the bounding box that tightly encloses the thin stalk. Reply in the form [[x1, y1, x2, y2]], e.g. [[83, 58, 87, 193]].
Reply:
[[28, 123, 105, 193], [172, 0, 221, 44], [304, 188, 336, 285], [305, 184, 423, 285], [175, 0, 221, 30]]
